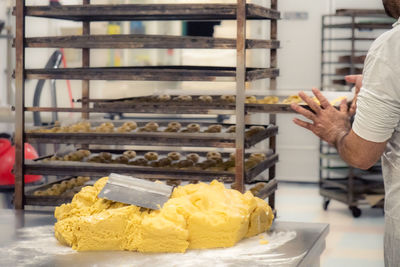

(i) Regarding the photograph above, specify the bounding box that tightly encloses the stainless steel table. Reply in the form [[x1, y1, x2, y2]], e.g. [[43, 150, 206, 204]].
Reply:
[[0, 209, 329, 267]]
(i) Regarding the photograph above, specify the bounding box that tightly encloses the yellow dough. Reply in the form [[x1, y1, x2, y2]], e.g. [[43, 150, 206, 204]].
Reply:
[[54, 177, 274, 253]]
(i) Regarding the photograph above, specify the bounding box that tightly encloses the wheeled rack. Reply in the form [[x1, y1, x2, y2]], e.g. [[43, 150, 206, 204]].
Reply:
[[14, 0, 283, 209]]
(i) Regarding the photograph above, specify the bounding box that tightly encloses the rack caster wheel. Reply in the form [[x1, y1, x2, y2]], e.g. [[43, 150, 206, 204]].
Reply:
[[323, 198, 330, 210], [349, 206, 362, 218]]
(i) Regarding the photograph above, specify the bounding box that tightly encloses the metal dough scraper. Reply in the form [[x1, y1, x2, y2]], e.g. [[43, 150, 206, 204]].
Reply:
[[98, 173, 174, 210]]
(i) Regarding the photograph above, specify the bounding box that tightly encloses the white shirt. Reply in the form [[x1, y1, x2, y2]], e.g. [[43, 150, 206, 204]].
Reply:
[[353, 17, 400, 220]]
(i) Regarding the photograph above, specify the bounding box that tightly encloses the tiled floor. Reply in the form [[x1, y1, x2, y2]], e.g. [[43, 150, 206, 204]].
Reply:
[[275, 182, 384, 267]]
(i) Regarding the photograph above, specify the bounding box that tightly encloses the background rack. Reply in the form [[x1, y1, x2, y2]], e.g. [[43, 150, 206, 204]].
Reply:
[[320, 9, 394, 90], [319, 9, 392, 217], [14, 0, 281, 209]]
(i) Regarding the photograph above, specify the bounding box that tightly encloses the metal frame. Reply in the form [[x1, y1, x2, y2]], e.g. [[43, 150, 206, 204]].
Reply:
[[14, 1, 280, 209], [319, 9, 388, 217], [320, 11, 393, 90]]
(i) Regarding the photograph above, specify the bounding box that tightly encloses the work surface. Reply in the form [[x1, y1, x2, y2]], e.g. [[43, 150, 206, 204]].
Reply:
[[0, 209, 328, 267]]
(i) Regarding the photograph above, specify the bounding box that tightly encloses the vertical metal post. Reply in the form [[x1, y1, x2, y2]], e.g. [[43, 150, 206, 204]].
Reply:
[[6, 27, 12, 105], [268, 0, 278, 210], [320, 15, 325, 91], [82, 0, 90, 120], [350, 15, 355, 78], [14, 0, 26, 210], [234, 0, 246, 193]]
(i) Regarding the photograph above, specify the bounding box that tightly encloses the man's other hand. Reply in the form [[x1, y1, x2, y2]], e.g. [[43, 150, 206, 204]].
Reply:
[[290, 88, 352, 147], [345, 74, 363, 117]]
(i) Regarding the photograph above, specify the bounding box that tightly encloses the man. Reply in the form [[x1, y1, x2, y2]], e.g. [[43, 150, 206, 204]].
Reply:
[[291, 0, 400, 265]]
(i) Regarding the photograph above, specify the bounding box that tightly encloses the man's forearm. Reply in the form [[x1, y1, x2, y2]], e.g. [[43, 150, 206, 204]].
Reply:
[[335, 130, 386, 170]]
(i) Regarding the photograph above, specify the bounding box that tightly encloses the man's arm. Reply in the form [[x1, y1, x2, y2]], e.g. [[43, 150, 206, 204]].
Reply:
[[291, 88, 386, 170], [336, 130, 386, 170]]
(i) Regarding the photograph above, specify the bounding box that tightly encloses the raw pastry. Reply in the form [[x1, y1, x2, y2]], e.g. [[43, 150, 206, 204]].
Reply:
[[220, 95, 236, 103], [226, 126, 236, 133], [78, 150, 91, 157], [174, 95, 192, 102], [246, 126, 265, 137], [164, 127, 179, 133], [145, 122, 159, 132], [54, 177, 274, 252], [245, 96, 257, 104], [282, 95, 303, 104], [144, 152, 158, 161], [116, 126, 131, 133], [129, 158, 148, 166], [99, 152, 112, 161], [76, 176, 90, 186], [199, 95, 213, 103], [88, 156, 106, 163], [186, 153, 200, 163], [199, 159, 217, 169], [167, 122, 182, 130], [164, 122, 181, 132], [177, 159, 194, 168], [207, 151, 222, 161], [249, 153, 266, 163], [258, 96, 279, 104], [158, 94, 171, 101], [121, 121, 137, 130], [183, 123, 201, 133], [205, 124, 222, 133], [245, 159, 258, 170], [158, 158, 172, 167], [167, 152, 181, 161], [114, 155, 129, 164], [123, 150, 137, 159]]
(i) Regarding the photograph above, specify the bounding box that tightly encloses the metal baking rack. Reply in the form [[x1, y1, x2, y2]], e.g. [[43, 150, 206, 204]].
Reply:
[[89, 94, 305, 114], [319, 9, 389, 217], [26, 121, 278, 148], [25, 149, 278, 184], [14, 0, 280, 209], [320, 9, 394, 89]]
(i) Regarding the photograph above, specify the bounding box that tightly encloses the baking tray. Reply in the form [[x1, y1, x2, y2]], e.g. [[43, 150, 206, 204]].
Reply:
[[91, 93, 354, 114], [22, 3, 280, 21], [26, 121, 278, 148], [25, 149, 279, 183], [24, 176, 89, 206], [24, 66, 279, 82], [25, 34, 280, 50]]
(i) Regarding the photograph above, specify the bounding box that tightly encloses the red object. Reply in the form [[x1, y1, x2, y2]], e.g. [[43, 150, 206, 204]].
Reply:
[[0, 139, 41, 186]]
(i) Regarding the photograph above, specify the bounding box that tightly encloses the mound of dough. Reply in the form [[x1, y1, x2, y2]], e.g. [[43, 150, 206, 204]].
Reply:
[[54, 177, 274, 253]]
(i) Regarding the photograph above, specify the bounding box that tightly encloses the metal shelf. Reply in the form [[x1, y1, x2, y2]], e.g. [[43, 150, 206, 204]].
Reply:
[[24, 104, 301, 115], [25, 34, 280, 49], [321, 177, 384, 194], [324, 23, 393, 29], [24, 177, 278, 206], [334, 9, 389, 17], [23, 3, 280, 21], [25, 154, 279, 184], [322, 49, 369, 53], [25, 66, 279, 82], [322, 61, 364, 65], [322, 37, 375, 41], [91, 95, 302, 114], [25, 123, 278, 149]]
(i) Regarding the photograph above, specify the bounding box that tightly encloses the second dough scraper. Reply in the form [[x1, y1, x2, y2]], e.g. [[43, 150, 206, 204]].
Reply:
[[98, 173, 174, 210]]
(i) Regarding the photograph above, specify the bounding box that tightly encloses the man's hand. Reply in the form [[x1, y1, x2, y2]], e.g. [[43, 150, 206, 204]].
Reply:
[[290, 88, 352, 147], [345, 74, 363, 116]]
